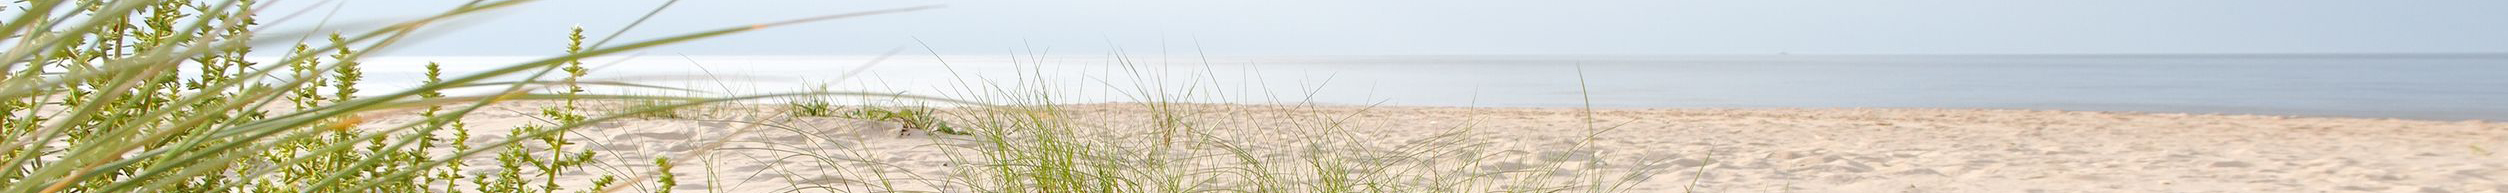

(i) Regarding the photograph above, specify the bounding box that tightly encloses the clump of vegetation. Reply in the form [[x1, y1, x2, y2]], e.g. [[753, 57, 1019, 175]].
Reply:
[[474, 26, 613, 193], [0, 0, 916, 192], [625, 100, 688, 119], [788, 100, 840, 117], [0, 0, 1669, 192], [714, 50, 1677, 192], [840, 106, 968, 135]]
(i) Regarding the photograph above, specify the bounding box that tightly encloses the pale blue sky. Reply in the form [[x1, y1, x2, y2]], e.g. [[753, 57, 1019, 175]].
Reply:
[[274, 0, 2508, 56]]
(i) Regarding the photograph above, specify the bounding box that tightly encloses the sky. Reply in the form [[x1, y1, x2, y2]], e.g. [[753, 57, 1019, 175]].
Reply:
[[268, 0, 2508, 56]]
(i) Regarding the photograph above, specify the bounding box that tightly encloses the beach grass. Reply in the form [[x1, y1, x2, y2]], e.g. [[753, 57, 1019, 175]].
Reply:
[[0, 0, 1669, 192], [0, 0, 943, 192], [654, 47, 1675, 192]]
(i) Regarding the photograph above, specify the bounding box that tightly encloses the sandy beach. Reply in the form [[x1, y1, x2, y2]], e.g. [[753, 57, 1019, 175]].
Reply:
[[366, 102, 2508, 193]]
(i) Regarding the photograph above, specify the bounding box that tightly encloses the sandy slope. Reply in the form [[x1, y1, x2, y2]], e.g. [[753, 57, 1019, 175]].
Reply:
[[378, 102, 2508, 192]]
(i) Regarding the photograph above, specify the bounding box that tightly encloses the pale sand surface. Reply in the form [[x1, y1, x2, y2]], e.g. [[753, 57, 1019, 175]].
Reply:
[[376, 102, 2508, 192]]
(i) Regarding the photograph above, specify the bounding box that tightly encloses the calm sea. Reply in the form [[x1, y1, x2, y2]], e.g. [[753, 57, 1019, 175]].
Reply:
[[355, 54, 2508, 121]]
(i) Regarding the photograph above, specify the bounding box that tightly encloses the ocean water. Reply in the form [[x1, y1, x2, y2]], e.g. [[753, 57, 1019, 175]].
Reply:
[[354, 54, 2508, 121]]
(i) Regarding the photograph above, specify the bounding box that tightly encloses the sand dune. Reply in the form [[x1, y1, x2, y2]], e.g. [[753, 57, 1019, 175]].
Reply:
[[378, 102, 2508, 192]]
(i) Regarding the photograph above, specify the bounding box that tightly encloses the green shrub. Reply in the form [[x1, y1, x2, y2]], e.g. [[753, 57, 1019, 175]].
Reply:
[[0, 0, 927, 192]]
